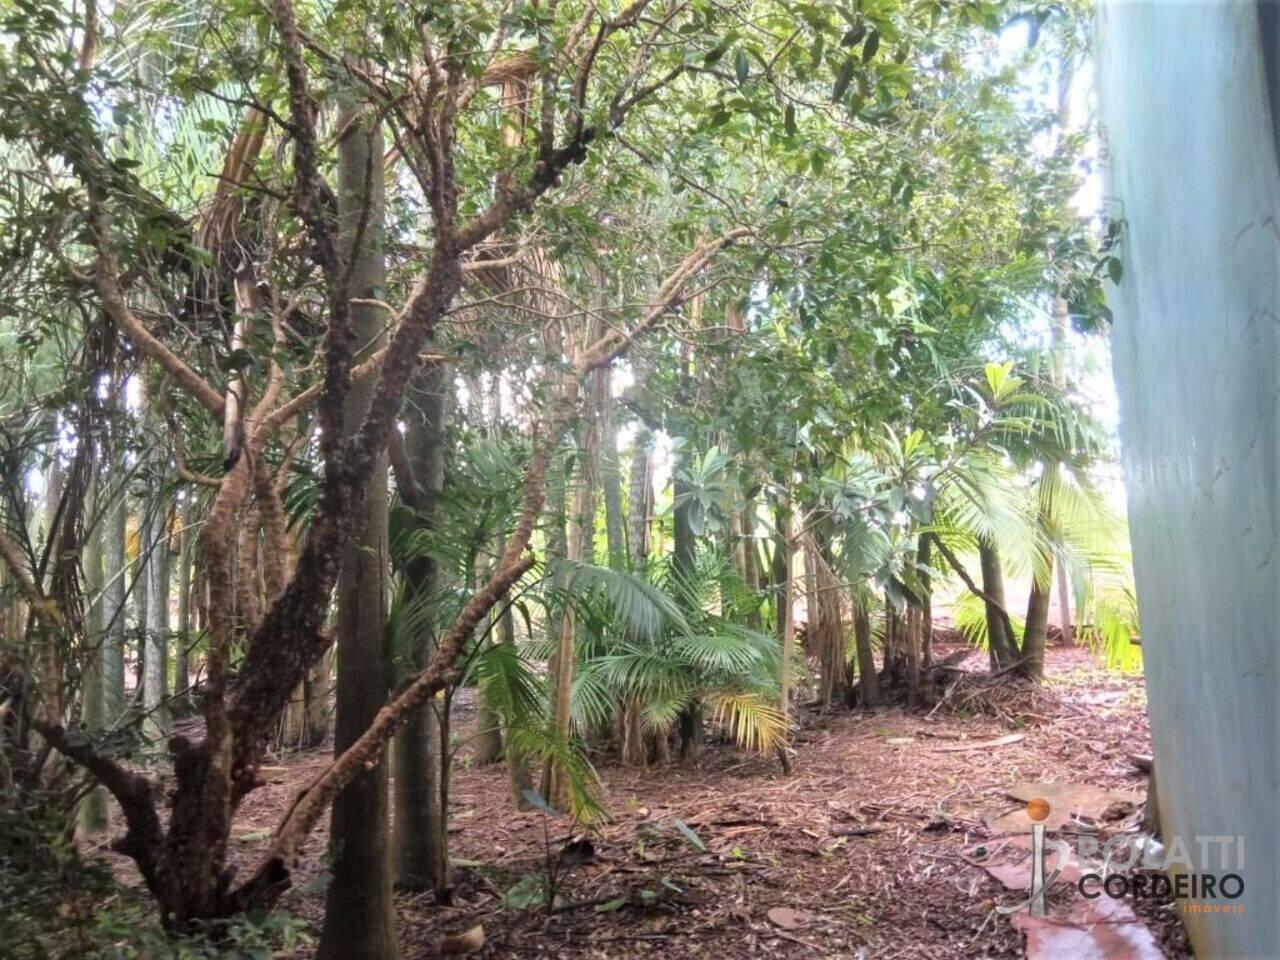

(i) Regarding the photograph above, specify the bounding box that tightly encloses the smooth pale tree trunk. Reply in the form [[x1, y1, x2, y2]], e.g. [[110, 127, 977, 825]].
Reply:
[[620, 429, 653, 766], [472, 566, 505, 766], [101, 447, 127, 726], [545, 439, 591, 803], [671, 438, 703, 763], [1049, 299, 1074, 646], [1055, 560, 1072, 645], [918, 535, 934, 700], [978, 542, 1015, 669], [600, 367, 626, 572], [37, 456, 65, 723], [174, 500, 193, 703], [627, 430, 653, 571], [472, 381, 506, 767], [79, 486, 108, 832], [142, 499, 170, 744], [548, 319, 605, 791], [317, 109, 399, 960], [132, 509, 147, 704], [774, 500, 794, 721], [740, 500, 762, 629], [495, 526, 533, 803], [1099, 5, 1278, 951], [393, 362, 449, 892]]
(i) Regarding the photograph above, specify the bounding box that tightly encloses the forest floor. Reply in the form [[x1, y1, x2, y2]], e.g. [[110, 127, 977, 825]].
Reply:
[[96, 644, 1192, 958]]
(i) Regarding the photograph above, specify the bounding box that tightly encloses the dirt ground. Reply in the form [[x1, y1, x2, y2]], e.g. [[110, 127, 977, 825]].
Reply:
[[95, 645, 1190, 958]]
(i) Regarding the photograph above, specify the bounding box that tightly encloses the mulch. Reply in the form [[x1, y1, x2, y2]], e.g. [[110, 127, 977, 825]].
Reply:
[[95, 645, 1187, 958]]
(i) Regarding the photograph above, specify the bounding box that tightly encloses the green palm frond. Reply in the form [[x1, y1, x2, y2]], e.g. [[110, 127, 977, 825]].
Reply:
[[504, 725, 603, 823], [672, 630, 767, 676], [468, 640, 546, 726], [550, 560, 690, 643]]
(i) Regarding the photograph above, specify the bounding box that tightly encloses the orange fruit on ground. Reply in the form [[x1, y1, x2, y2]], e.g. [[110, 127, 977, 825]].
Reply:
[[1026, 797, 1051, 822]]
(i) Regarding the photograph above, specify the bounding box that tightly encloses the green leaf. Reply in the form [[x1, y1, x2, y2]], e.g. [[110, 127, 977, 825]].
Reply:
[[503, 873, 547, 910], [832, 56, 856, 100], [862, 30, 880, 62], [595, 895, 629, 913], [809, 34, 825, 68], [671, 818, 707, 852]]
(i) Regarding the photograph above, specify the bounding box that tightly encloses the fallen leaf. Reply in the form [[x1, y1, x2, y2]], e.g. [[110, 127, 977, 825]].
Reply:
[[438, 924, 485, 955], [767, 906, 810, 929]]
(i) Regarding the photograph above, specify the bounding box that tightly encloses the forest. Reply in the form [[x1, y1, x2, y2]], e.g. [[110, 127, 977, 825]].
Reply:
[[0, 0, 1241, 958]]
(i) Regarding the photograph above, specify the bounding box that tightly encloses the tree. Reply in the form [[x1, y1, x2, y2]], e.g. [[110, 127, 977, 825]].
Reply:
[[316, 108, 398, 960]]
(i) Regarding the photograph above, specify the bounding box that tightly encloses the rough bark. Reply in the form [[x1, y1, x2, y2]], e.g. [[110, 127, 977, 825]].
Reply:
[[316, 109, 399, 960], [978, 542, 1016, 669], [852, 603, 880, 707], [1021, 569, 1051, 680], [804, 526, 845, 709]]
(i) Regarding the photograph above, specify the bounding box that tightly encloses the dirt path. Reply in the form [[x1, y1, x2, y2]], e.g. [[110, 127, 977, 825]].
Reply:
[[189, 646, 1184, 958]]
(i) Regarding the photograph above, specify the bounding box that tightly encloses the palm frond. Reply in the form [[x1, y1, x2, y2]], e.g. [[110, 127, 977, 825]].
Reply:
[[707, 692, 787, 754]]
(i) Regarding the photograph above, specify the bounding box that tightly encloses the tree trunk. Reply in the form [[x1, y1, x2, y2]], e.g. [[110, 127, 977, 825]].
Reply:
[[316, 108, 399, 960], [1055, 560, 1073, 645], [174, 500, 193, 704], [918, 535, 934, 701], [36, 456, 65, 723], [740, 500, 761, 629], [1021, 568, 1051, 680], [303, 654, 331, 745], [600, 367, 626, 572], [904, 604, 921, 707], [627, 429, 653, 571], [393, 361, 449, 893], [852, 603, 880, 707], [806, 523, 846, 709], [79, 485, 108, 832], [101, 451, 127, 727], [671, 438, 702, 762], [142, 497, 170, 745], [472, 576, 505, 766], [774, 500, 794, 721], [497, 528, 533, 803], [544, 441, 589, 804], [131, 511, 146, 700], [979, 542, 1015, 669]]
